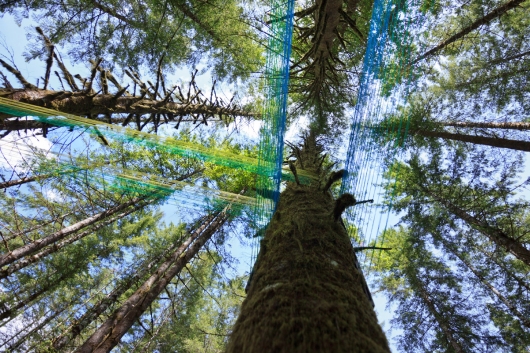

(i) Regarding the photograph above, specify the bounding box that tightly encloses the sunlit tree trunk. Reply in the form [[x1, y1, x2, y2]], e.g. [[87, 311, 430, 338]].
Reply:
[[0, 196, 145, 267], [75, 204, 232, 353], [0, 199, 150, 279], [441, 121, 530, 130]]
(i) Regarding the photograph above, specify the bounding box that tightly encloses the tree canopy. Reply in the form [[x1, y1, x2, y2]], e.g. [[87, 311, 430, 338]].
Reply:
[[0, 0, 529, 350]]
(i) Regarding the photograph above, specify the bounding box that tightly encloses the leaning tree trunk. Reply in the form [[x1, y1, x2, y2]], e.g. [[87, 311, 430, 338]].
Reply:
[[413, 275, 465, 353], [422, 186, 530, 267], [0, 196, 146, 267], [0, 199, 150, 279], [51, 219, 196, 350], [444, 241, 530, 328], [75, 202, 233, 353], [413, 129, 530, 151], [227, 132, 389, 353], [0, 176, 39, 190], [412, 0, 526, 64], [0, 273, 67, 321], [441, 121, 530, 131]]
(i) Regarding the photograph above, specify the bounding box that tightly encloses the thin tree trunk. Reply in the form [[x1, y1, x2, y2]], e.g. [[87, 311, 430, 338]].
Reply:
[[413, 128, 530, 152], [413, 0, 526, 64], [414, 277, 465, 353], [51, 218, 198, 350], [476, 246, 530, 293], [0, 279, 59, 321], [0, 200, 150, 279], [0, 176, 38, 190], [75, 204, 233, 353], [422, 187, 530, 266], [0, 196, 144, 267], [227, 131, 389, 353], [441, 121, 530, 131], [446, 243, 530, 328], [4, 304, 67, 351], [2, 212, 72, 243]]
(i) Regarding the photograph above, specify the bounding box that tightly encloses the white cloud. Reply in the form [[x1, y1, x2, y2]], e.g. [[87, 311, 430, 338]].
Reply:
[[0, 125, 54, 174]]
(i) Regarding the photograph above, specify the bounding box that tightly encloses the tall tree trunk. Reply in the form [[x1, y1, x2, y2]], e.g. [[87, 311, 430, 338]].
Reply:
[[441, 121, 530, 131], [422, 187, 530, 267], [0, 89, 256, 121], [75, 204, 232, 353], [475, 245, 530, 293], [2, 212, 71, 243], [0, 199, 150, 279], [0, 176, 38, 190], [51, 220, 193, 350], [414, 276, 465, 353], [444, 241, 530, 328], [413, 0, 526, 64], [4, 304, 67, 351], [0, 274, 66, 321], [412, 128, 530, 151], [0, 196, 145, 267], [227, 132, 389, 353]]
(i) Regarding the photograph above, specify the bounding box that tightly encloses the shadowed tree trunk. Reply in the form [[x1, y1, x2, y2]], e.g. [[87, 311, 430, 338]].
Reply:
[[0, 273, 67, 321], [227, 131, 389, 353], [413, 0, 526, 64], [412, 128, 530, 152], [0, 88, 256, 121], [75, 200, 234, 353]]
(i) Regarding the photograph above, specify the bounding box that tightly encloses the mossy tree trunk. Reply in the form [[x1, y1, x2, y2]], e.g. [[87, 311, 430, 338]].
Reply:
[[227, 131, 390, 353]]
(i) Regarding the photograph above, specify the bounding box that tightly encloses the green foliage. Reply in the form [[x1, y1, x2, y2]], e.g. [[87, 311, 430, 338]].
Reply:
[[4, 0, 264, 81]]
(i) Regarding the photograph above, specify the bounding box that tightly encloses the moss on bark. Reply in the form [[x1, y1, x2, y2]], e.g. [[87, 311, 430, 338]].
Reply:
[[226, 182, 390, 353]]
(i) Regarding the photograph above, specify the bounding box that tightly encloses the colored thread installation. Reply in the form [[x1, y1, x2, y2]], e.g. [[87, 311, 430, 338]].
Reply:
[[0, 98, 288, 209], [0, 140, 256, 209], [254, 0, 295, 229], [341, 0, 428, 267], [0, 0, 295, 225]]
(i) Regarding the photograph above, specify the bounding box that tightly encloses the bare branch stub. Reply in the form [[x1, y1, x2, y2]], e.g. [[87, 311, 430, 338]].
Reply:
[[0, 29, 259, 136]]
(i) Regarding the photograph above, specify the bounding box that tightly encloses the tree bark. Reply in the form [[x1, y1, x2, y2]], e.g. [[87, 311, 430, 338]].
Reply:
[[0, 273, 67, 321], [227, 132, 389, 353], [51, 220, 192, 350], [413, 0, 526, 64], [413, 128, 530, 152], [75, 205, 231, 353], [0, 196, 144, 267], [441, 121, 530, 131], [0, 88, 256, 121], [4, 304, 67, 351], [0, 176, 38, 190], [476, 246, 530, 292]]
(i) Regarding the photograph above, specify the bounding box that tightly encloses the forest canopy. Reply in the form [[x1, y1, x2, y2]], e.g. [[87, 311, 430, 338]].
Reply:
[[0, 0, 529, 351]]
